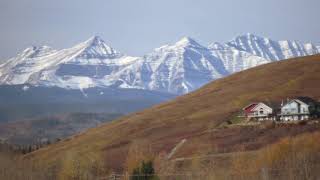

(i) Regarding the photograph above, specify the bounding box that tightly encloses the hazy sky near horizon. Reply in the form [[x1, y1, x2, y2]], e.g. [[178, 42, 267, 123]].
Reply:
[[0, 0, 319, 59]]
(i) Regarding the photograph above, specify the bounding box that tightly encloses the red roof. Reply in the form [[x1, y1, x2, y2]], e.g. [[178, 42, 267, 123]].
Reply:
[[243, 103, 258, 114]]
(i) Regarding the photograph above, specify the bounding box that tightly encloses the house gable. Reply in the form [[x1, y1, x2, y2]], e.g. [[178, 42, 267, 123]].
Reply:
[[251, 103, 273, 115], [252, 103, 272, 112], [281, 99, 309, 115]]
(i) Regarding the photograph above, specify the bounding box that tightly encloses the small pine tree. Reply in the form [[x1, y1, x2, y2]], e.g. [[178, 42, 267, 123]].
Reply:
[[21, 146, 27, 154], [131, 167, 140, 180], [28, 145, 32, 153], [130, 160, 156, 180], [142, 161, 155, 179], [46, 140, 51, 145]]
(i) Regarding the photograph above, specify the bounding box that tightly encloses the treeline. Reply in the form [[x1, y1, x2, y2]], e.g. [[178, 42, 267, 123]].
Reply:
[[0, 144, 108, 180], [0, 138, 61, 154]]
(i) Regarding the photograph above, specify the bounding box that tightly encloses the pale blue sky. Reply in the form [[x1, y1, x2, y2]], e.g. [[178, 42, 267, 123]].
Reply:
[[0, 0, 319, 59]]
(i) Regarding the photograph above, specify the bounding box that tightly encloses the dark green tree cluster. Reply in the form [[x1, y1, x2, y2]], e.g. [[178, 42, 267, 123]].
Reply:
[[309, 102, 320, 118], [0, 139, 54, 155], [130, 160, 158, 180]]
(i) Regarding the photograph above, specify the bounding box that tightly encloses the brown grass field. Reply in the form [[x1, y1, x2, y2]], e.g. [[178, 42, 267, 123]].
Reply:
[[22, 55, 320, 178]]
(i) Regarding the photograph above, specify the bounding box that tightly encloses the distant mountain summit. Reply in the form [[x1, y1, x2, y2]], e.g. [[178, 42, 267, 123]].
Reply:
[[0, 34, 319, 94], [74, 35, 121, 59], [226, 33, 318, 60], [208, 33, 319, 74], [0, 36, 138, 89], [111, 36, 228, 94]]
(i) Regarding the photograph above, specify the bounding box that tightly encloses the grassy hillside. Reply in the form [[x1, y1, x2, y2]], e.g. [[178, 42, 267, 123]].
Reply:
[[165, 130, 320, 180], [26, 55, 320, 175]]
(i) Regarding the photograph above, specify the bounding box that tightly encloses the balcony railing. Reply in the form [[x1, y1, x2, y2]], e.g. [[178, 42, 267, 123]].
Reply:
[[278, 112, 310, 116], [247, 113, 271, 117]]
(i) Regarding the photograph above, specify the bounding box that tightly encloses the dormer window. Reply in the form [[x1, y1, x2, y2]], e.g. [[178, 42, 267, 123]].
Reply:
[[259, 108, 263, 114]]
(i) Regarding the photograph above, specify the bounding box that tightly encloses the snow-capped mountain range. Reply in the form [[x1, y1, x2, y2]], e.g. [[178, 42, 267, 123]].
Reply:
[[0, 33, 319, 94]]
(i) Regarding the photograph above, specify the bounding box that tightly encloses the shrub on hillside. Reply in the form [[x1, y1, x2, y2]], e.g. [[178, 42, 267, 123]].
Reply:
[[130, 160, 158, 180]]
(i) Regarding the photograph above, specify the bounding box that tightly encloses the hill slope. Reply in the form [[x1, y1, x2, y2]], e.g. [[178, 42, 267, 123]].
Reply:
[[27, 55, 320, 171]]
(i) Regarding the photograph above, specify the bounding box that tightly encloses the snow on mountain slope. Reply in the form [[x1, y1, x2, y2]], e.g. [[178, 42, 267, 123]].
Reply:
[[0, 46, 58, 84], [105, 37, 229, 94], [226, 33, 319, 61], [0, 34, 318, 94], [208, 42, 269, 73], [0, 36, 139, 89], [208, 33, 319, 74]]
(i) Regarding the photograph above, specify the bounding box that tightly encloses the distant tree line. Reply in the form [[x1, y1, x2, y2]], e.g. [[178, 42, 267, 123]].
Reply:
[[0, 138, 62, 154]]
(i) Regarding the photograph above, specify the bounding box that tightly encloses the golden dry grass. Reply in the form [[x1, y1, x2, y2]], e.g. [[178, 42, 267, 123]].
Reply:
[[26, 55, 320, 174]]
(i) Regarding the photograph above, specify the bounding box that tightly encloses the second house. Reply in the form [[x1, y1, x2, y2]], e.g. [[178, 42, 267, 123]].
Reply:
[[243, 102, 276, 121]]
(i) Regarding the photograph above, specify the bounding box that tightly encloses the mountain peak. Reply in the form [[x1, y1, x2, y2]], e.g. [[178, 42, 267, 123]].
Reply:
[[19, 45, 55, 58], [22, 45, 52, 52], [76, 36, 121, 59], [1, 34, 318, 95], [244, 32, 257, 37], [86, 35, 104, 44], [82, 35, 109, 49], [234, 33, 266, 41], [175, 36, 202, 47]]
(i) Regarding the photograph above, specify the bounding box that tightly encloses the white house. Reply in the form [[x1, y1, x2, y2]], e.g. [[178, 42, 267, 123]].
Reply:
[[279, 98, 311, 121], [243, 102, 275, 121]]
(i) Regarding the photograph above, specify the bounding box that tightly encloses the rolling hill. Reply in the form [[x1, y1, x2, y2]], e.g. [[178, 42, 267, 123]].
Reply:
[[27, 55, 320, 172]]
